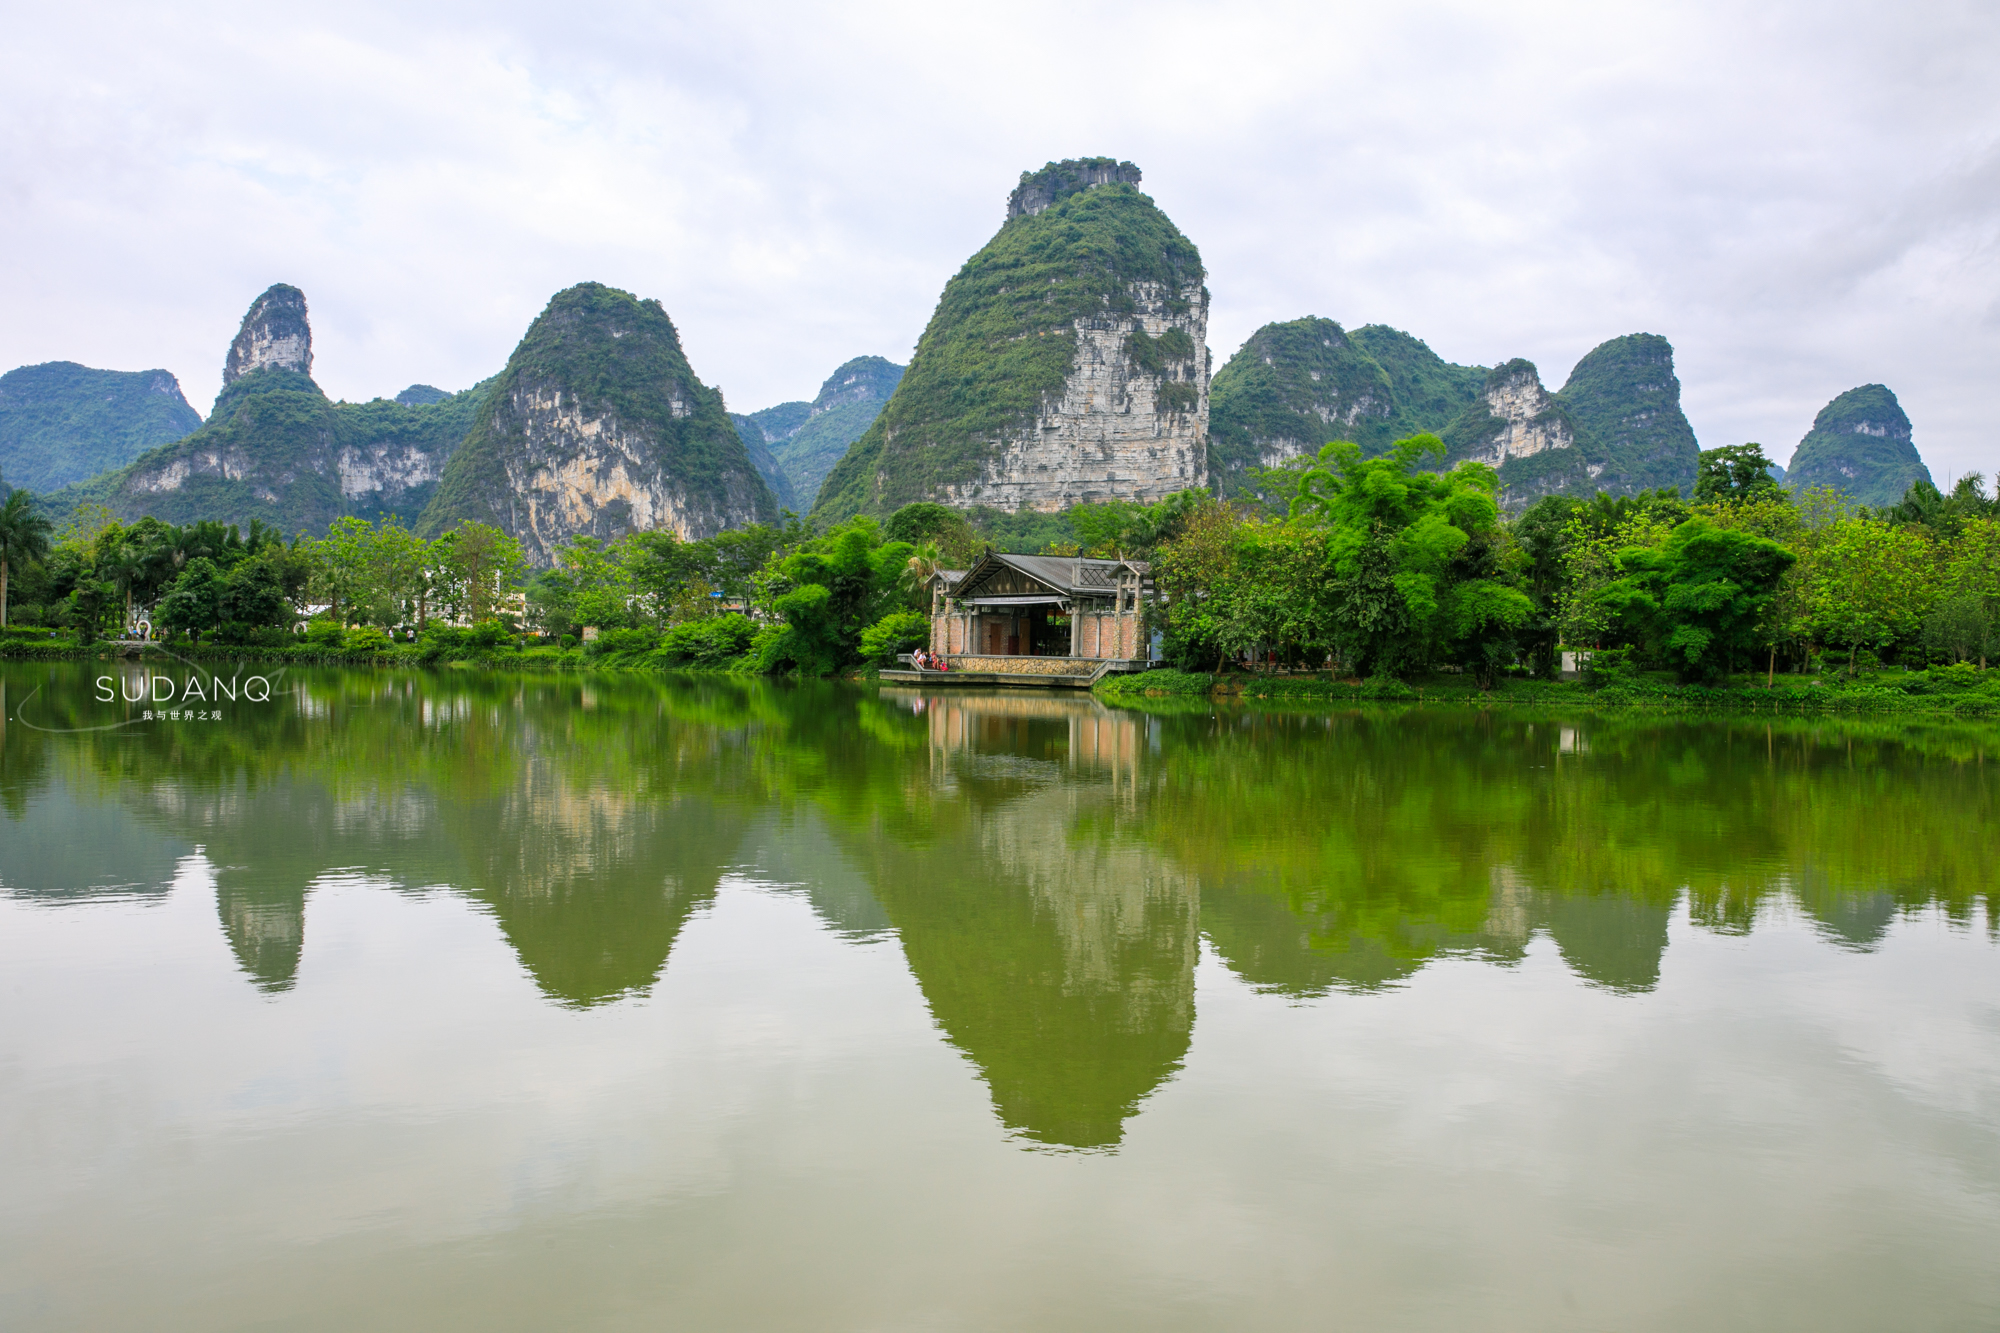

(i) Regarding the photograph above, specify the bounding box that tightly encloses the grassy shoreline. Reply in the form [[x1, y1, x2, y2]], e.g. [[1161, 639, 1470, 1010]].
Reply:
[[1091, 665, 2000, 718], [9, 630, 1996, 718]]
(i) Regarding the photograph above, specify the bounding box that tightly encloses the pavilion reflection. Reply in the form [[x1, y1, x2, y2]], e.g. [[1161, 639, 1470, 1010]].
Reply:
[[853, 689, 1189, 1148]]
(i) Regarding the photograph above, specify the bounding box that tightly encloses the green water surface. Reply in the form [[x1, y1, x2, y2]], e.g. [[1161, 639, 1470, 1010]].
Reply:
[[1, 663, 1995, 1330]]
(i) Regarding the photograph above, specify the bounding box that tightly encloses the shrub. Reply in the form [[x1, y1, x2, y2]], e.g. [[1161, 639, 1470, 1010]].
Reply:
[[468, 619, 510, 650], [661, 613, 756, 666], [857, 610, 929, 663], [584, 626, 659, 658], [1584, 647, 1635, 688], [1926, 662, 1981, 691], [344, 626, 394, 656], [304, 618, 345, 651]]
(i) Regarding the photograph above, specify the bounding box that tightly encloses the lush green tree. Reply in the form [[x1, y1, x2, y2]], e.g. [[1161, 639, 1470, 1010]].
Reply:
[[661, 613, 757, 665], [221, 556, 295, 632], [546, 535, 633, 631], [752, 518, 913, 675], [885, 501, 974, 549], [1070, 489, 1205, 558], [155, 557, 228, 642], [858, 610, 930, 663], [0, 489, 53, 627], [64, 577, 116, 642], [1597, 518, 1796, 683], [1694, 443, 1782, 504], [1150, 500, 1261, 670], [308, 517, 377, 625], [1291, 435, 1532, 677], [1800, 518, 1933, 674], [1922, 595, 1996, 666], [433, 521, 526, 624], [358, 521, 428, 626], [1885, 473, 1995, 535]]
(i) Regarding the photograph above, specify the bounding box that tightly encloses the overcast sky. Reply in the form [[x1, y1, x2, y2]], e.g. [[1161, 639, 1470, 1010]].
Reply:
[[4, 0, 1996, 476]]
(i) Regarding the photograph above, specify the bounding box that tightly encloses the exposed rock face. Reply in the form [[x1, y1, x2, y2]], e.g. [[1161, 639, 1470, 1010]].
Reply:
[[814, 162, 1209, 522], [0, 361, 201, 492], [1007, 157, 1143, 220], [1783, 384, 1930, 507], [1442, 333, 1697, 509], [732, 355, 906, 509], [69, 283, 487, 533], [1206, 318, 1484, 498], [940, 279, 1208, 512], [1442, 359, 1596, 509], [1452, 360, 1577, 467], [418, 283, 775, 563], [222, 284, 313, 386]]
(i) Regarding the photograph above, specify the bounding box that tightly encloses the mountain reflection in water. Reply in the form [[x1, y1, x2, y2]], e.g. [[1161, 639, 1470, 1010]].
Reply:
[[2, 665, 1995, 1149]]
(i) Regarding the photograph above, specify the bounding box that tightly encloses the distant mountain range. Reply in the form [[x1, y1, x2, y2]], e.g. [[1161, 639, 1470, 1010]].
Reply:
[[3, 158, 1948, 535], [730, 356, 904, 512], [0, 361, 201, 492], [1209, 320, 1704, 509]]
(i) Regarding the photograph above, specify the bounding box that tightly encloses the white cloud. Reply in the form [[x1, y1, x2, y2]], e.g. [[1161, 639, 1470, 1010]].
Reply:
[[2, 0, 1996, 477]]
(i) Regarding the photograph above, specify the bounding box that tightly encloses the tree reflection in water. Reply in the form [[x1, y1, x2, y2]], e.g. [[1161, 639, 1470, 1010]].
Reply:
[[1, 663, 1994, 1144]]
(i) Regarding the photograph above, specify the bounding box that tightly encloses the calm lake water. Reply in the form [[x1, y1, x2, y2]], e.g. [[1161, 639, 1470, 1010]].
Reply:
[[2, 661, 1997, 1331]]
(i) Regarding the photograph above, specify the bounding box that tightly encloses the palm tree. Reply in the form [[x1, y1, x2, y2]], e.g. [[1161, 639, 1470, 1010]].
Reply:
[[103, 543, 147, 635], [902, 541, 946, 596], [0, 490, 54, 628]]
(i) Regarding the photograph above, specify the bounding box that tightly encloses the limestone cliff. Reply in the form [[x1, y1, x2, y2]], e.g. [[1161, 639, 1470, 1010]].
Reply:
[[0, 361, 201, 492], [1783, 384, 1930, 507], [70, 284, 486, 534], [418, 283, 775, 563], [732, 355, 905, 509], [1440, 360, 1594, 504], [222, 284, 313, 386], [813, 160, 1208, 521], [1443, 333, 1698, 509], [1206, 318, 1483, 498]]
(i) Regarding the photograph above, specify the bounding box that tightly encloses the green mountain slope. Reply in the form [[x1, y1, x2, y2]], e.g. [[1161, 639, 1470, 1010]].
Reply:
[[0, 361, 201, 491], [1439, 332, 1699, 507], [1784, 384, 1930, 507], [67, 368, 490, 534], [728, 415, 799, 512], [813, 162, 1206, 523], [418, 283, 775, 563], [1207, 318, 1483, 497], [1556, 333, 1699, 493], [732, 355, 904, 509]]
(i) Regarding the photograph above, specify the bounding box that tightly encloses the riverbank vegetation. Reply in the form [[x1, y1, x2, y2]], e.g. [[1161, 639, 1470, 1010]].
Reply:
[[1122, 437, 1999, 708], [3, 436, 1995, 712]]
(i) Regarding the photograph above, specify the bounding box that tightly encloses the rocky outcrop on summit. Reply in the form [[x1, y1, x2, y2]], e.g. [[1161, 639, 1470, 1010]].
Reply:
[[814, 160, 1208, 522], [418, 283, 775, 564], [223, 284, 313, 386], [1783, 384, 1930, 507], [732, 355, 905, 510], [73, 285, 484, 533], [0, 361, 201, 492], [1206, 318, 1483, 497], [1006, 157, 1143, 220], [1442, 333, 1698, 508]]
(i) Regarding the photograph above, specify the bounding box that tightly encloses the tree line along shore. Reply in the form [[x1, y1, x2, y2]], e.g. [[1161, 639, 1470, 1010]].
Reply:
[[1, 437, 1996, 717]]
